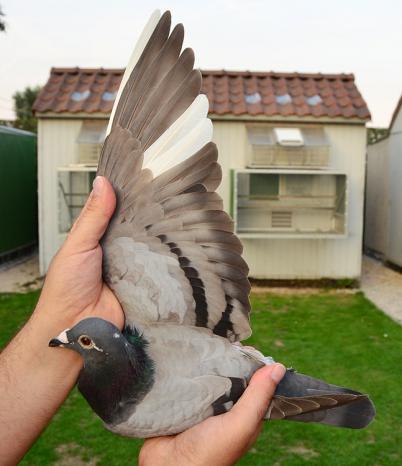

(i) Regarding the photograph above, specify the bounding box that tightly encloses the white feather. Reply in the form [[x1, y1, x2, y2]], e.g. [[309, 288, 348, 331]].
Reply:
[[106, 9, 161, 136], [143, 94, 209, 168], [106, 11, 213, 180], [147, 117, 213, 178]]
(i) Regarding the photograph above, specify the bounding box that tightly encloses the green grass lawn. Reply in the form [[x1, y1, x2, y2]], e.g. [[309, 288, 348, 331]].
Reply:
[[1, 291, 401, 466]]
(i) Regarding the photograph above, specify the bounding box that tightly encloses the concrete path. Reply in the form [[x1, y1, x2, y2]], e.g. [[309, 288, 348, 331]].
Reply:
[[0, 254, 43, 293], [361, 255, 402, 325]]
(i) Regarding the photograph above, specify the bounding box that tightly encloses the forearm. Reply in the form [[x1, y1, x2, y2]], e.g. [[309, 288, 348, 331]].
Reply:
[[0, 304, 82, 465]]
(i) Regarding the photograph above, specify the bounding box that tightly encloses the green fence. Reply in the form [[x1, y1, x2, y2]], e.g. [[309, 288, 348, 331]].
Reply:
[[0, 126, 37, 260]]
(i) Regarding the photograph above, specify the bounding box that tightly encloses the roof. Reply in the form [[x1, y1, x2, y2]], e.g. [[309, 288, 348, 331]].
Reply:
[[0, 125, 36, 137], [33, 67, 370, 121], [389, 93, 402, 130]]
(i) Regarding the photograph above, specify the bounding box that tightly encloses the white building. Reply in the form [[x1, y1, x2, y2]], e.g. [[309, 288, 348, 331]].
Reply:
[[34, 68, 370, 279], [365, 95, 402, 267]]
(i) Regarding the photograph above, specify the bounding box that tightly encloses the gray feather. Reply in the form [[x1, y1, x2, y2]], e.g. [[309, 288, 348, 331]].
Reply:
[[269, 369, 376, 429], [97, 11, 251, 340]]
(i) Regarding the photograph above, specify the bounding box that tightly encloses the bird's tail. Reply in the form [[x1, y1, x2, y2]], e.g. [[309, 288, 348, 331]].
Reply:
[[267, 369, 375, 429]]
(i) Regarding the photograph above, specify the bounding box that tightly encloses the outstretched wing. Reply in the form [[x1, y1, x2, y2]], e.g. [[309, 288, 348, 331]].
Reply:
[[98, 10, 251, 342]]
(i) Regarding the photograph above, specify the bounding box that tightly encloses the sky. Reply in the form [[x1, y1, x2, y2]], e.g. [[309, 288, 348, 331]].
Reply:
[[0, 0, 401, 127]]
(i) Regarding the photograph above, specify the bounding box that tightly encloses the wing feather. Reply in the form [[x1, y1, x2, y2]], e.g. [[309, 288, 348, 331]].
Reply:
[[106, 9, 162, 136], [144, 94, 209, 169], [112, 11, 172, 130], [98, 11, 251, 341]]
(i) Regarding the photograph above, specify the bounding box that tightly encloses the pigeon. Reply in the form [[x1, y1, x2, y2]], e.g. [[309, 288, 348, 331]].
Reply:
[[49, 10, 375, 438]]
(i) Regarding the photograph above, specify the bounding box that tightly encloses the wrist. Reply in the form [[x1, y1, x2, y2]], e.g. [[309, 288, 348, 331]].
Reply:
[[32, 300, 76, 334], [24, 304, 83, 382], [0, 295, 83, 465]]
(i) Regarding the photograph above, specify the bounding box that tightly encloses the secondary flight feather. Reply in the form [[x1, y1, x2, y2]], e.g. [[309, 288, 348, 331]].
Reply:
[[49, 10, 375, 437]]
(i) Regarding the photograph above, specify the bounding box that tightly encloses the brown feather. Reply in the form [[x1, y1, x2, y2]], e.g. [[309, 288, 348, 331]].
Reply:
[[97, 12, 251, 340], [270, 394, 365, 420], [113, 11, 172, 130]]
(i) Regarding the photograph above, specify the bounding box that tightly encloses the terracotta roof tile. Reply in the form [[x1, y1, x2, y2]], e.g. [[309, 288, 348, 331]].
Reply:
[[33, 67, 370, 120]]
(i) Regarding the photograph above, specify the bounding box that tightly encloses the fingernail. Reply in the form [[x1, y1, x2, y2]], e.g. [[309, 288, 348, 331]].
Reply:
[[271, 364, 286, 383], [92, 176, 103, 198]]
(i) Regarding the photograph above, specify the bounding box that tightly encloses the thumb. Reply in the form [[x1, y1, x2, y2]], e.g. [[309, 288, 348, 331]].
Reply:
[[227, 363, 286, 440], [64, 176, 116, 253]]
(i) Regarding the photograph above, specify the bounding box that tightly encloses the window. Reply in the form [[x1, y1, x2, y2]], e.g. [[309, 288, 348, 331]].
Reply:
[[245, 92, 262, 104], [283, 175, 314, 196], [276, 94, 292, 105], [76, 121, 107, 164], [234, 170, 347, 237], [247, 126, 330, 168], [58, 166, 97, 233], [306, 94, 322, 106], [249, 174, 279, 197], [71, 90, 91, 101], [102, 91, 117, 101]]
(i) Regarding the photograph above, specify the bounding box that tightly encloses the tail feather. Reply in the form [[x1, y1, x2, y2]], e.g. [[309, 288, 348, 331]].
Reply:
[[267, 369, 375, 429]]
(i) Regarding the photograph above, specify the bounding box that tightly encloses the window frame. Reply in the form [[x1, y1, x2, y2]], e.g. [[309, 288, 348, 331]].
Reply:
[[246, 124, 330, 169], [232, 168, 348, 239], [57, 165, 97, 234]]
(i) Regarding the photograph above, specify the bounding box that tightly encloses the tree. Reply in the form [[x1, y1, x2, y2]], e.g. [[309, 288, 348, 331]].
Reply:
[[367, 127, 389, 145], [13, 86, 41, 133], [0, 4, 6, 32]]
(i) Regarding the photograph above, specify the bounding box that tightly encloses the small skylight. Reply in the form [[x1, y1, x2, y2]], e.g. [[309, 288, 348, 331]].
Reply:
[[102, 91, 117, 102], [71, 90, 91, 102], [306, 94, 323, 106], [245, 92, 262, 104], [275, 93, 292, 105]]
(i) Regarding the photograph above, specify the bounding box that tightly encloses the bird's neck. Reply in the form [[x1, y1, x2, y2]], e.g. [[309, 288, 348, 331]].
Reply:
[[77, 328, 154, 426]]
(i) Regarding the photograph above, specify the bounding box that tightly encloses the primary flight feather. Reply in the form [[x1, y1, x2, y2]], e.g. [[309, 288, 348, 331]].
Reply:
[[49, 10, 375, 437]]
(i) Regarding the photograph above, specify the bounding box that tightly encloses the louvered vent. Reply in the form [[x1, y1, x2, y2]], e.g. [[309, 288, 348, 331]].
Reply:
[[271, 211, 292, 229]]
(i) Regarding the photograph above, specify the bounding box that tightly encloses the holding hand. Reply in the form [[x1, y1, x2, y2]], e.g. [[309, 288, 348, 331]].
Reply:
[[139, 364, 286, 466], [0, 177, 123, 466], [37, 176, 124, 330], [0, 178, 283, 466]]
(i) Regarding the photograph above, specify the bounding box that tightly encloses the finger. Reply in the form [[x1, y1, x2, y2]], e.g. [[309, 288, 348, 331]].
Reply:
[[227, 363, 286, 440], [64, 176, 116, 253]]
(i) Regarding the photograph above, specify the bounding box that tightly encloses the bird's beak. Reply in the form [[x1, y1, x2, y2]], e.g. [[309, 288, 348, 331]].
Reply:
[[49, 329, 70, 348]]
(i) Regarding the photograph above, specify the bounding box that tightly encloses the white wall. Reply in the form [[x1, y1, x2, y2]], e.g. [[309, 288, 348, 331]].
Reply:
[[38, 116, 366, 279], [387, 108, 402, 266], [213, 121, 366, 279], [38, 118, 85, 273], [365, 138, 389, 256]]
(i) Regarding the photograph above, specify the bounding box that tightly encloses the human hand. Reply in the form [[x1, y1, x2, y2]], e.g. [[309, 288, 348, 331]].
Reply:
[[139, 363, 286, 466], [35, 176, 124, 331], [0, 177, 125, 465]]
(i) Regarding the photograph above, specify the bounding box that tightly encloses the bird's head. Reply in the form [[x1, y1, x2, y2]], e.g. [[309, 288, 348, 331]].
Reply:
[[49, 317, 154, 425], [49, 317, 125, 363]]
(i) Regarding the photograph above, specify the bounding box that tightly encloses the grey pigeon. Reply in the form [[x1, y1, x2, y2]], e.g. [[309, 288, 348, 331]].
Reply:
[[49, 10, 375, 438]]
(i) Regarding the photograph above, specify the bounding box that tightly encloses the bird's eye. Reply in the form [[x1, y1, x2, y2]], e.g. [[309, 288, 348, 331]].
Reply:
[[78, 335, 94, 349]]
